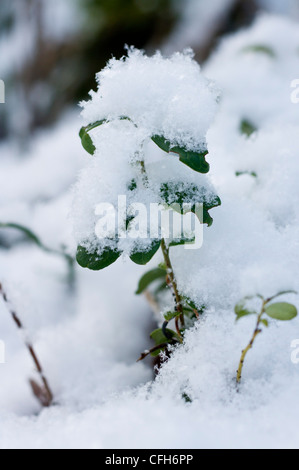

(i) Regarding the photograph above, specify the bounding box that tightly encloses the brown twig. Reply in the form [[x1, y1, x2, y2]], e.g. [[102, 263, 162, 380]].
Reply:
[[0, 283, 54, 407], [137, 339, 180, 362]]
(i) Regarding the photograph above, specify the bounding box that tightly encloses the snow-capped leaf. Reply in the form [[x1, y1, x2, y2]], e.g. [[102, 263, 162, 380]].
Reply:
[[130, 240, 161, 265], [151, 135, 210, 174], [160, 182, 221, 227], [76, 245, 121, 271]]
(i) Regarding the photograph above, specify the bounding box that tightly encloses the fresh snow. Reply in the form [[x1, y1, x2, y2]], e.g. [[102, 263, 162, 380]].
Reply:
[[0, 14, 299, 449]]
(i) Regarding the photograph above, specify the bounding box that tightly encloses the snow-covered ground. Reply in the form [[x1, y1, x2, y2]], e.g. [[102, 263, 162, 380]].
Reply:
[[1, 13, 299, 449]]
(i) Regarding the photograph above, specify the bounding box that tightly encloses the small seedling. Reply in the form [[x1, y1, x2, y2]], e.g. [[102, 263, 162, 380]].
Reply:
[[236, 290, 298, 384]]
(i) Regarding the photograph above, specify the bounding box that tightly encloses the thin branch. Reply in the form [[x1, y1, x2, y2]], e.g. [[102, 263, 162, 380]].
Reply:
[[0, 283, 54, 407], [236, 300, 265, 384], [161, 239, 185, 338], [137, 340, 179, 362]]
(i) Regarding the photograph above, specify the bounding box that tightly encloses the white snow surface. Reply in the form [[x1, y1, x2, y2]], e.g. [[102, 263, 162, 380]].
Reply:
[[0, 15, 299, 449]]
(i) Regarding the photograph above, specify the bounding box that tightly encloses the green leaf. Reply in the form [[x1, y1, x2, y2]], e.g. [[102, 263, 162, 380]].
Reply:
[[79, 128, 96, 155], [149, 328, 178, 357], [154, 280, 168, 295], [0, 222, 43, 247], [130, 240, 161, 265], [265, 302, 298, 321], [150, 328, 178, 345], [79, 120, 107, 155], [184, 298, 203, 311], [79, 117, 134, 155], [151, 135, 210, 174], [150, 347, 167, 357], [0, 222, 74, 267], [158, 262, 167, 270], [164, 311, 179, 322], [136, 267, 166, 295], [151, 135, 171, 153], [240, 119, 258, 137], [242, 45, 276, 58], [235, 302, 256, 321], [160, 182, 221, 227], [76, 245, 121, 271], [260, 319, 269, 328]]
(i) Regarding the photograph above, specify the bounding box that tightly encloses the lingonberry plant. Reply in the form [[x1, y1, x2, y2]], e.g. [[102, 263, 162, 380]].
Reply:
[[74, 49, 221, 358], [235, 291, 298, 384]]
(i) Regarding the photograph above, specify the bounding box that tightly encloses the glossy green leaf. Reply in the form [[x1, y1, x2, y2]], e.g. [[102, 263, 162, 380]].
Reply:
[[130, 240, 161, 265], [79, 120, 107, 155], [79, 117, 135, 155], [76, 245, 121, 271], [136, 267, 166, 295], [160, 182, 221, 227], [265, 302, 298, 321], [149, 327, 178, 357], [150, 328, 179, 345], [79, 128, 96, 155], [151, 135, 210, 174], [151, 135, 172, 153]]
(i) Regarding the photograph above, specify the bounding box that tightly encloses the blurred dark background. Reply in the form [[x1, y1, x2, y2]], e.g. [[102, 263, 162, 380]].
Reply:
[[0, 0, 297, 142]]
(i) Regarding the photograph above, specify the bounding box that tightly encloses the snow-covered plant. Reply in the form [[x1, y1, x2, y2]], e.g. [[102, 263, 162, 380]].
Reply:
[[74, 48, 220, 352], [235, 291, 298, 384]]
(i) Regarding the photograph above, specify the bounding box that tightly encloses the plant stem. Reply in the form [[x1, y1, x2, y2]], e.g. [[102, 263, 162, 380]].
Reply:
[[137, 342, 173, 362], [161, 238, 185, 338], [0, 283, 54, 407], [236, 301, 266, 384]]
